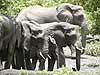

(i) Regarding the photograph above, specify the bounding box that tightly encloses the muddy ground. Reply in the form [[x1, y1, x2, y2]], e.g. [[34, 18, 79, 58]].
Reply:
[[0, 47, 100, 75], [29, 47, 100, 72]]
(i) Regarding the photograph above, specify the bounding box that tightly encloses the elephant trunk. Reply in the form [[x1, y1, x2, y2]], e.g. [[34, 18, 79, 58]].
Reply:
[[81, 16, 87, 48]]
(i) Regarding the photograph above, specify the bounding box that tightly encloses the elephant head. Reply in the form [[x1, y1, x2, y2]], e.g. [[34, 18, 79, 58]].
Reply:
[[56, 3, 73, 23], [56, 3, 87, 48]]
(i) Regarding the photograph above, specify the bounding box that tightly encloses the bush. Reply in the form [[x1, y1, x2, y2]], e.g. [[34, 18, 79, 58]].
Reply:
[[0, 0, 99, 35], [85, 41, 100, 56], [92, 8, 100, 34]]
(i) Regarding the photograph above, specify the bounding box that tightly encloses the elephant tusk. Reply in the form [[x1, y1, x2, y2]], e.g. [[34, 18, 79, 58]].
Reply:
[[49, 36, 56, 45], [75, 46, 85, 54], [81, 47, 85, 54], [47, 55, 51, 59], [75, 46, 82, 51], [39, 52, 46, 60]]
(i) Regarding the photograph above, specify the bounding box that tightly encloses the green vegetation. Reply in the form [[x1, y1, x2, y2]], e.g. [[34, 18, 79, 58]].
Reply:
[[85, 41, 100, 56], [18, 67, 100, 75], [0, 0, 100, 34], [0, 1, 100, 74]]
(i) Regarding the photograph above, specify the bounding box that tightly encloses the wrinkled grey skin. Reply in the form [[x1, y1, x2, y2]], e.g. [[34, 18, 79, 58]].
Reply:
[[41, 22, 79, 71], [56, 3, 87, 48], [15, 3, 86, 70], [28, 22, 79, 71], [16, 21, 79, 70], [12, 21, 48, 70], [23, 34, 47, 70], [0, 15, 16, 69], [16, 3, 87, 49]]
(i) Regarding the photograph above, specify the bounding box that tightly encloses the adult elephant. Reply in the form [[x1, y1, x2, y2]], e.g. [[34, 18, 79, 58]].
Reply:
[[57, 3, 87, 49], [12, 20, 49, 70], [0, 15, 17, 69], [16, 3, 87, 49], [16, 21, 80, 70], [15, 3, 86, 70], [41, 22, 80, 71], [26, 22, 81, 71]]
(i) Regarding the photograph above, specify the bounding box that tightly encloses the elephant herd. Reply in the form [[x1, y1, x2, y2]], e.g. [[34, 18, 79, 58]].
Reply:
[[0, 3, 87, 71]]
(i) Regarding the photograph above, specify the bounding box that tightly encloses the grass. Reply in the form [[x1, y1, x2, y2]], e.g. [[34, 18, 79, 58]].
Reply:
[[18, 67, 100, 75]]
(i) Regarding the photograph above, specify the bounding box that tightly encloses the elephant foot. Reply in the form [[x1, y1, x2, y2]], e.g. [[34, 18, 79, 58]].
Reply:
[[0, 64, 4, 71], [4, 62, 10, 69], [31, 66, 36, 70], [31, 63, 37, 70], [72, 67, 77, 71], [39, 59, 45, 70], [39, 63, 45, 70]]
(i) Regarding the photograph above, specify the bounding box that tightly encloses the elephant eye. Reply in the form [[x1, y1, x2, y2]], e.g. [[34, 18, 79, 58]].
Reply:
[[71, 28, 75, 30], [65, 28, 75, 33], [65, 29, 71, 33], [79, 15, 83, 19], [72, 10, 77, 14], [72, 11, 75, 14]]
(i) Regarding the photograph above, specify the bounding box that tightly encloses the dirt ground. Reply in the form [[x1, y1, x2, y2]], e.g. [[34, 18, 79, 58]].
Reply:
[[0, 47, 100, 75], [35, 47, 100, 72]]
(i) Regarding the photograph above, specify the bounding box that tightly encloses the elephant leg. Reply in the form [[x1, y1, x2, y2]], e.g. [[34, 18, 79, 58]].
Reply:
[[57, 46, 66, 68], [38, 58, 45, 70], [25, 50, 32, 70], [59, 51, 66, 68], [31, 56, 38, 70], [4, 35, 16, 69], [0, 41, 3, 50], [12, 48, 25, 69], [0, 57, 3, 70], [48, 56, 56, 71], [4, 47, 14, 69], [4, 62, 9, 69]]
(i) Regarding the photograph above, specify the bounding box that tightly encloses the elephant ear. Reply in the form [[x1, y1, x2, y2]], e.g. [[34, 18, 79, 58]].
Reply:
[[71, 5, 83, 11], [56, 3, 83, 14], [56, 3, 74, 13], [56, 3, 74, 22]]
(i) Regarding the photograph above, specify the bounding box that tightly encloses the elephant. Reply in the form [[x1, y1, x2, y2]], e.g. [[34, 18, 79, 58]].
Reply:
[[16, 3, 87, 49], [14, 19, 82, 71], [0, 15, 17, 69], [57, 3, 87, 48], [39, 22, 81, 71], [11, 20, 49, 70], [13, 20, 80, 70], [15, 3, 86, 70], [22, 22, 81, 71]]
